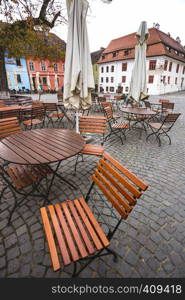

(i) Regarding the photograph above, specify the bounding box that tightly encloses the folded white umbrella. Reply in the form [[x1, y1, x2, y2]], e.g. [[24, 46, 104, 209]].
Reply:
[[64, 0, 95, 132], [128, 21, 149, 105]]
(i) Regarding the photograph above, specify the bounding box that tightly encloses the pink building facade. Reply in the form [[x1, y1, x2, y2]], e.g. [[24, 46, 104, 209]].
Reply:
[[26, 57, 64, 92]]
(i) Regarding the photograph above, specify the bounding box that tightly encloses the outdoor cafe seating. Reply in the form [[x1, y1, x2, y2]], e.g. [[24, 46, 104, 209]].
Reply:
[[146, 113, 181, 146], [40, 152, 148, 276], [73, 115, 107, 173], [0, 117, 53, 224], [102, 104, 129, 144]]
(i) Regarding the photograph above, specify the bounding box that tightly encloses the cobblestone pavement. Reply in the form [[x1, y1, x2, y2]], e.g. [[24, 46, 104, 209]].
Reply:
[[0, 91, 185, 278]]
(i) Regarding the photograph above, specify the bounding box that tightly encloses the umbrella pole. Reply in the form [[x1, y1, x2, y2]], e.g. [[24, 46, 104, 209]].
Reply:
[[76, 111, 79, 133]]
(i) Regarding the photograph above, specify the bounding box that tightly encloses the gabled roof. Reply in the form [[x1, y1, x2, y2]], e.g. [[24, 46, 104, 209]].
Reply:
[[98, 27, 185, 64]]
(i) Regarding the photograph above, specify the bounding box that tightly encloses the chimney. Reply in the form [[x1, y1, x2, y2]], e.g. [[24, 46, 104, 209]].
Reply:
[[176, 37, 181, 44]]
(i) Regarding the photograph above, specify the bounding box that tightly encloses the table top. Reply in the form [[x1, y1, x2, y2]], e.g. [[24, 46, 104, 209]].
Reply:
[[121, 107, 157, 115], [0, 128, 85, 165]]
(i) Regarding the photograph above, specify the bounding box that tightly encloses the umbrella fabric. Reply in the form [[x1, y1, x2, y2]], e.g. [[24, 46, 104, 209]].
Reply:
[[128, 21, 149, 104], [64, 0, 94, 112]]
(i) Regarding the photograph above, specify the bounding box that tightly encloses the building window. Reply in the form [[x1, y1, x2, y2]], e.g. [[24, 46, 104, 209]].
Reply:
[[149, 60, 156, 70], [175, 77, 177, 84], [163, 76, 166, 83], [111, 77, 114, 83], [101, 67, 104, 73], [43, 77, 47, 85], [183, 66, 185, 74], [101, 77, 103, 83], [125, 87, 129, 92], [57, 78, 60, 86], [106, 77, 109, 83], [169, 62, 172, 72], [102, 55, 105, 60], [53, 63, 58, 72], [16, 59, 21, 66], [148, 75, 154, 83], [122, 76, 126, 83], [164, 60, 168, 71], [29, 62, 34, 71], [17, 74, 22, 83], [112, 51, 117, 57], [106, 66, 109, 72], [122, 62, 127, 71], [124, 49, 129, 56], [176, 64, 179, 73], [111, 65, 114, 72], [106, 86, 109, 92], [168, 76, 170, 84], [41, 62, 46, 71], [110, 87, 114, 92]]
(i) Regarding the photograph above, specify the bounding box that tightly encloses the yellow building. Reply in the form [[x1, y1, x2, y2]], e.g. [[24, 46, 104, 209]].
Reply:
[[91, 47, 105, 92]]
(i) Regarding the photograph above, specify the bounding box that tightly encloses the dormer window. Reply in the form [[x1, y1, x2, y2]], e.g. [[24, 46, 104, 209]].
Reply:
[[124, 49, 130, 56], [166, 46, 172, 53], [102, 54, 105, 60]]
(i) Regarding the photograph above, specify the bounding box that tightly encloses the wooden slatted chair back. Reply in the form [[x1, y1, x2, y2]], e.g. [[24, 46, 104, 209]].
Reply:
[[102, 104, 113, 120], [162, 102, 174, 111], [31, 104, 45, 120], [79, 116, 107, 134], [44, 103, 57, 113], [159, 98, 170, 103], [91, 152, 148, 219], [163, 113, 181, 124], [0, 117, 22, 139]]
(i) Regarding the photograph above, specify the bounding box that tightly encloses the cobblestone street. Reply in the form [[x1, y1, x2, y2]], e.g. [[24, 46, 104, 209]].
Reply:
[[0, 91, 185, 278]]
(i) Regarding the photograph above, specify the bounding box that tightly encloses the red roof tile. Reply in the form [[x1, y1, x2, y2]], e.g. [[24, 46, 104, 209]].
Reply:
[[98, 28, 185, 64]]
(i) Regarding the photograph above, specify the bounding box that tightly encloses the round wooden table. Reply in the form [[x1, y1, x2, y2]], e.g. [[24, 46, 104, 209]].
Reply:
[[121, 107, 157, 116], [0, 128, 85, 165], [0, 128, 85, 191], [121, 107, 158, 132]]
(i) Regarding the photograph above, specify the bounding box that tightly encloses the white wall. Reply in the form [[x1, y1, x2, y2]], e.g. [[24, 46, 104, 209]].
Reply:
[[99, 55, 185, 95]]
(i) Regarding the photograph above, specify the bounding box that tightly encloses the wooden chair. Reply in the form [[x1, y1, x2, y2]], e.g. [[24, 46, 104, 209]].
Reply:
[[44, 103, 64, 127], [0, 164, 52, 224], [74, 116, 108, 173], [0, 117, 21, 139], [22, 104, 46, 129], [101, 102, 121, 120], [146, 113, 181, 146], [0, 116, 53, 224], [97, 96, 106, 112], [102, 105, 129, 144], [40, 152, 148, 276]]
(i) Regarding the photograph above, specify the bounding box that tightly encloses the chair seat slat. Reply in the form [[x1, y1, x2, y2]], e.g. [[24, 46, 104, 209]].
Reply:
[[74, 199, 104, 250], [55, 204, 80, 262], [68, 201, 95, 254], [48, 205, 71, 266], [40, 207, 61, 271]]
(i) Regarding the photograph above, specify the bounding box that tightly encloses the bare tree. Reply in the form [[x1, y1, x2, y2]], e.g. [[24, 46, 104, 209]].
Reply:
[[0, 0, 112, 93]]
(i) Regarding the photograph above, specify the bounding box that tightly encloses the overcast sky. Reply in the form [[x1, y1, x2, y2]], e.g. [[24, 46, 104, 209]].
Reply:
[[52, 0, 185, 52]]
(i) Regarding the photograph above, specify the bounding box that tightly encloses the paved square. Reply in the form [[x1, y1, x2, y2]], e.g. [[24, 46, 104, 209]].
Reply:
[[0, 91, 185, 278]]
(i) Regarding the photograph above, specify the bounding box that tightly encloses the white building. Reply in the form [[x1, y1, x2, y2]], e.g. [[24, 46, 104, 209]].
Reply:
[[98, 26, 185, 95]]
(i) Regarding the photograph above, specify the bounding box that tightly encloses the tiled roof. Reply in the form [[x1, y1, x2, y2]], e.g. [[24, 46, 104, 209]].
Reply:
[[98, 28, 185, 64]]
